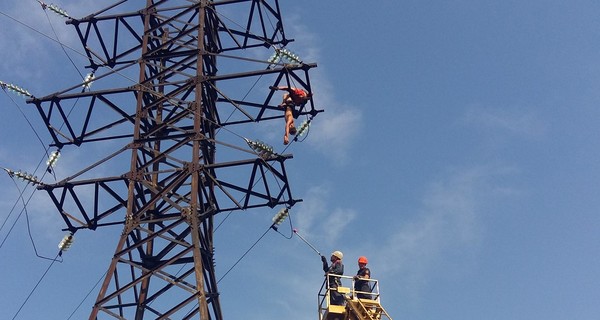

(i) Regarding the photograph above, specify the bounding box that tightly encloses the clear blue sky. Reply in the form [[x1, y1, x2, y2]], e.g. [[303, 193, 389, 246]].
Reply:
[[1, 1, 600, 319]]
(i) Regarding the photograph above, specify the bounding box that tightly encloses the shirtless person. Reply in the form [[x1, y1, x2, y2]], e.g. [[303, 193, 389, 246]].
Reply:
[[270, 86, 312, 144]]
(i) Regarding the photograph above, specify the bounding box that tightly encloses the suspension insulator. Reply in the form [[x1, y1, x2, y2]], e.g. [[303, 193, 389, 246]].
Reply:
[[46, 150, 61, 168], [271, 208, 289, 230], [296, 120, 311, 137], [58, 233, 74, 251], [83, 73, 95, 91]]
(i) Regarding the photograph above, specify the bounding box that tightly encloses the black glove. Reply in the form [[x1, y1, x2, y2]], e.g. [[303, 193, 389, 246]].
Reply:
[[321, 255, 327, 263]]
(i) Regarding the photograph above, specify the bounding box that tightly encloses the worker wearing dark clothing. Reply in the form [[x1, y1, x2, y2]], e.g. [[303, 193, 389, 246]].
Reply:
[[354, 256, 372, 299], [321, 251, 345, 306]]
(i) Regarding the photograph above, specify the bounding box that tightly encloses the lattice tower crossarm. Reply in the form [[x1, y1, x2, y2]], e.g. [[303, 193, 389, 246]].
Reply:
[[27, 0, 322, 319]]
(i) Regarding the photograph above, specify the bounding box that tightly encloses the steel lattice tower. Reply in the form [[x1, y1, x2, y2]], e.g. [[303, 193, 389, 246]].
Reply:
[[28, 0, 321, 319]]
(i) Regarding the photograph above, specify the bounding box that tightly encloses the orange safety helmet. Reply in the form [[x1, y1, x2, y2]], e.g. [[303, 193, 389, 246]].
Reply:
[[358, 256, 368, 264]]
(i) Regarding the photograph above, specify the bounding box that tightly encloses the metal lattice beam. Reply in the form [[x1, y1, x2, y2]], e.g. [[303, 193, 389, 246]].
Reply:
[[29, 0, 321, 319]]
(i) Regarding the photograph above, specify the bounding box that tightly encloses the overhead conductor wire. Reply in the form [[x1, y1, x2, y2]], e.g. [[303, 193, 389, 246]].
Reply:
[[38, 0, 85, 79], [1, 2, 317, 318], [2, 173, 62, 262], [0, 81, 64, 236], [196, 2, 321, 282], [10, 250, 62, 320], [182, 5, 311, 317], [0, 0, 88, 253], [0, 3, 93, 319], [0, 151, 58, 253]]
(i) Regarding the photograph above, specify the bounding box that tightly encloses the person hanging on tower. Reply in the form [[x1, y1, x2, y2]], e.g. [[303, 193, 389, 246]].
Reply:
[[270, 85, 312, 145]]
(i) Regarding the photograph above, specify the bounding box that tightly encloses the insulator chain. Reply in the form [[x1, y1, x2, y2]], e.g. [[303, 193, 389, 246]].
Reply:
[[46, 150, 61, 168], [58, 233, 74, 252], [37, 1, 72, 19], [245, 138, 276, 160], [268, 48, 303, 67], [3, 168, 42, 185], [270, 207, 289, 231], [296, 120, 310, 138], [58, 232, 74, 257], [82, 73, 95, 91], [0, 80, 34, 99]]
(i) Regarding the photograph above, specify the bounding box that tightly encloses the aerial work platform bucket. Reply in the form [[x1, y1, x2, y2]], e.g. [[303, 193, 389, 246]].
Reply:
[[317, 274, 392, 320]]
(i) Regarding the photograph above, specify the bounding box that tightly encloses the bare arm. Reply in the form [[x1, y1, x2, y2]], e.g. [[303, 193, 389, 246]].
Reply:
[[272, 86, 295, 94]]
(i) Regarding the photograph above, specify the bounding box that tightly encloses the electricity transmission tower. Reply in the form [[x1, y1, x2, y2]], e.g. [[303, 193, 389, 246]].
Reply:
[[29, 1, 320, 319]]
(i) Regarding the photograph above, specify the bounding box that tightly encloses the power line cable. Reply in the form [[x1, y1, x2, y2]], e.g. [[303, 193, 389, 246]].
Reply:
[[65, 271, 107, 320], [0, 73, 77, 257], [182, 225, 272, 317], [1, 1, 311, 257], [0, 192, 36, 249], [8, 175, 64, 262], [3, 4, 306, 158], [1, 4, 290, 101], [38, 1, 85, 79], [217, 226, 270, 284], [0, 79, 66, 178], [0, 184, 36, 249], [10, 250, 61, 320], [184, 205, 296, 317], [0, 152, 52, 250], [0, 9, 81, 59], [217, 205, 295, 284], [2, 5, 314, 316], [1, 87, 49, 156]]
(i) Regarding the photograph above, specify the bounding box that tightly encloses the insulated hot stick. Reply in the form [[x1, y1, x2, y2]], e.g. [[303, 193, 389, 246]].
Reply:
[[293, 228, 322, 257]]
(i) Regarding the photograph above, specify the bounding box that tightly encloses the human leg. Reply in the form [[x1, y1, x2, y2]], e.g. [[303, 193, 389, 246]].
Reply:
[[278, 93, 293, 108], [283, 107, 295, 145]]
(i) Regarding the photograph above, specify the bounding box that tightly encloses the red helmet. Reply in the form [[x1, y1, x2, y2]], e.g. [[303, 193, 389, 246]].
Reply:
[[358, 256, 368, 264]]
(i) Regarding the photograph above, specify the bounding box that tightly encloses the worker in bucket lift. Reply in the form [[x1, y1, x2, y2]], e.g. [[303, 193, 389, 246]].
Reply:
[[321, 250, 345, 306], [270, 85, 312, 145], [354, 256, 372, 299]]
